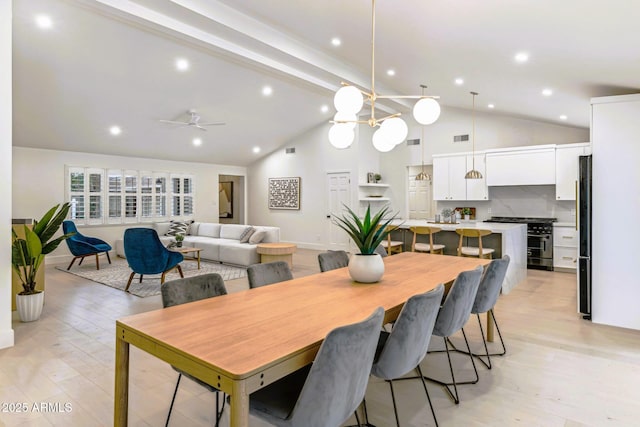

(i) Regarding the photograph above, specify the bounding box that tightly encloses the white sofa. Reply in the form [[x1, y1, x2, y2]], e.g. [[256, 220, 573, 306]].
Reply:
[[115, 222, 280, 267]]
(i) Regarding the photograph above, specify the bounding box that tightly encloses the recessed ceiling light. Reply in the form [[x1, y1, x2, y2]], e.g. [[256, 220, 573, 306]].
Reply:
[[321, 105, 329, 113], [559, 115, 568, 120], [454, 78, 464, 86], [109, 126, 121, 136], [542, 88, 553, 96], [515, 52, 529, 63], [386, 69, 396, 77], [331, 37, 341, 47], [262, 86, 273, 96], [488, 104, 495, 109], [192, 137, 202, 146], [175, 58, 190, 71], [35, 15, 53, 29], [253, 146, 261, 153]]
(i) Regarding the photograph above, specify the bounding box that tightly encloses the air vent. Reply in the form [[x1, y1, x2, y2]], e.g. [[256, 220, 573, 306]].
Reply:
[[453, 134, 469, 143], [285, 147, 296, 154], [407, 138, 420, 146]]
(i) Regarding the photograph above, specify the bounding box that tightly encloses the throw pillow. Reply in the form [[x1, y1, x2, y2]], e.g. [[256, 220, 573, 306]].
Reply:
[[166, 220, 192, 236], [239, 226, 255, 243], [249, 230, 266, 244]]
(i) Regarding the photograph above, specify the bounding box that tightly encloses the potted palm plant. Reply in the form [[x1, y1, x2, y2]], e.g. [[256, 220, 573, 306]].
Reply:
[[332, 204, 398, 283], [11, 203, 74, 322]]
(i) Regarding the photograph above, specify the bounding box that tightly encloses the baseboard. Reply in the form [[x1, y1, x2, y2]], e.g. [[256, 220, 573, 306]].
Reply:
[[0, 328, 15, 349]]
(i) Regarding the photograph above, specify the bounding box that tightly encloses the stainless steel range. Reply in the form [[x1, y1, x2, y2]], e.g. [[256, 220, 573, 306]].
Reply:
[[484, 216, 556, 271]]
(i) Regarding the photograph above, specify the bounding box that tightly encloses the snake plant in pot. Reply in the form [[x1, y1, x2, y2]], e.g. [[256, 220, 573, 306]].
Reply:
[[11, 203, 74, 321], [332, 203, 398, 283]]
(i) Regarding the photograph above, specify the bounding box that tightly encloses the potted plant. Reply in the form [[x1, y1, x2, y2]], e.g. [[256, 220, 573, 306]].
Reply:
[[462, 207, 472, 221], [175, 233, 185, 248], [332, 203, 398, 283], [11, 203, 74, 322], [441, 208, 453, 223], [374, 173, 382, 183]]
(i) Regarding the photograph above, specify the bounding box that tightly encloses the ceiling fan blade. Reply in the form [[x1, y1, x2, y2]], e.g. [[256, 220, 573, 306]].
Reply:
[[159, 120, 188, 125], [197, 122, 226, 126], [195, 125, 208, 131]]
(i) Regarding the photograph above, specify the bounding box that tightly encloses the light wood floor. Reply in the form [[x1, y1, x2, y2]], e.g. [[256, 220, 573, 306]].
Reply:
[[2, 249, 640, 427]]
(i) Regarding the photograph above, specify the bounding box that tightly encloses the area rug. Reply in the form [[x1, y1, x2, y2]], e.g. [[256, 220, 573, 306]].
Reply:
[[56, 258, 247, 298]]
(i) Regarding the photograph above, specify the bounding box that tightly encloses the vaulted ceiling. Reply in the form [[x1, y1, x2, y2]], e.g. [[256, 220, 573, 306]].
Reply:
[[12, 0, 640, 166]]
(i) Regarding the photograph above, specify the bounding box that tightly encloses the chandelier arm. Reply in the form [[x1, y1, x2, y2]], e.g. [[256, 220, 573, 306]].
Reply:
[[331, 119, 370, 125], [376, 95, 441, 100]]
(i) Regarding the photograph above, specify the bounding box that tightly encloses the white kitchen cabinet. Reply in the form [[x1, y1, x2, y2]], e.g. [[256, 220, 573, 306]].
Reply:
[[553, 225, 577, 271], [486, 146, 556, 186], [433, 154, 488, 201], [555, 143, 591, 200]]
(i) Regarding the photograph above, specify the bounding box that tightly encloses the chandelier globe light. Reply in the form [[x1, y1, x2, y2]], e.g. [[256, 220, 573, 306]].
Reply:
[[464, 91, 483, 179], [328, 0, 441, 152]]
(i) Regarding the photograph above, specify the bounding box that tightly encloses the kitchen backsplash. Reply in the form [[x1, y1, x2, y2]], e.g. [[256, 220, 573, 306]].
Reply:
[[437, 185, 576, 223]]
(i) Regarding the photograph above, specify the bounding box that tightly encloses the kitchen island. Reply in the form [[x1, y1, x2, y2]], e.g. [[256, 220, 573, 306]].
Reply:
[[390, 219, 527, 294]]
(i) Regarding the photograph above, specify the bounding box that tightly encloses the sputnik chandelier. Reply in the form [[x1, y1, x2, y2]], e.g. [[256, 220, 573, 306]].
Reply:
[[328, 0, 442, 152]]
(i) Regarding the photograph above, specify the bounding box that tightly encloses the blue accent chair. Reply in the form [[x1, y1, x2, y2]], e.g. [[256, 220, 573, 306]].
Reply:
[[63, 220, 112, 270], [123, 228, 184, 292]]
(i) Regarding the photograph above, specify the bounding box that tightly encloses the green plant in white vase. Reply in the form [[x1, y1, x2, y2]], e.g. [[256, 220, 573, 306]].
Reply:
[[441, 208, 453, 223]]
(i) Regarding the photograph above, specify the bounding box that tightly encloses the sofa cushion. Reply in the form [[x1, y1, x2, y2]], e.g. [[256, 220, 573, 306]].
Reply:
[[249, 230, 266, 244], [166, 220, 192, 236], [239, 226, 255, 243], [154, 222, 172, 236], [198, 223, 221, 238], [189, 222, 200, 236], [220, 224, 252, 240]]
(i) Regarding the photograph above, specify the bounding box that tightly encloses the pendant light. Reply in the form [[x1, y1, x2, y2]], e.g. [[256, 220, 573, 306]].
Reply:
[[415, 84, 431, 181], [465, 91, 483, 179]]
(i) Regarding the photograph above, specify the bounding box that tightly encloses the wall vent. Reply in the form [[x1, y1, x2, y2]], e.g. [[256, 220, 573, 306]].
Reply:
[[285, 147, 296, 154], [453, 134, 469, 143], [406, 138, 420, 146]]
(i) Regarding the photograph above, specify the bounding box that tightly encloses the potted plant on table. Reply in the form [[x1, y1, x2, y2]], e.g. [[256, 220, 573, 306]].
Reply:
[[332, 204, 398, 283], [11, 203, 74, 322], [175, 233, 185, 248]]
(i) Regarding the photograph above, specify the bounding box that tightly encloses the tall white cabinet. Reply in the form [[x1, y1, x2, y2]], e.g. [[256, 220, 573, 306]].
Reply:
[[591, 94, 640, 330]]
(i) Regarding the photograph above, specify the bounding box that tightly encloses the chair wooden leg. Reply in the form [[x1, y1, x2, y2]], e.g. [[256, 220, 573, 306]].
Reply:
[[96, 253, 100, 270], [106, 251, 112, 264], [139, 275, 143, 283], [78, 256, 85, 266], [67, 257, 78, 270], [161, 271, 167, 284], [125, 272, 135, 292], [177, 264, 184, 278]]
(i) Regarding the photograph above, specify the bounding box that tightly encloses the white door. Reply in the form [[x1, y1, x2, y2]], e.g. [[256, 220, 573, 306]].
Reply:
[[408, 170, 433, 219], [327, 172, 351, 250]]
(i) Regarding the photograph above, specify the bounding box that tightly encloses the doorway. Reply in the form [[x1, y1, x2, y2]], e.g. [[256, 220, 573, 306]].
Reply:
[[218, 174, 245, 224], [326, 172, 351, 250]]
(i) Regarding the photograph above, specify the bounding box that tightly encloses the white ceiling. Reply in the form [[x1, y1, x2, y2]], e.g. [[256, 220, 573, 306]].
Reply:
[[12, 0, 640, 166]]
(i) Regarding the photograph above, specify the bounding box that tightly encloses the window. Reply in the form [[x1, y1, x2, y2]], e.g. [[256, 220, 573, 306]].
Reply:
[[66, 166, 193, 225]]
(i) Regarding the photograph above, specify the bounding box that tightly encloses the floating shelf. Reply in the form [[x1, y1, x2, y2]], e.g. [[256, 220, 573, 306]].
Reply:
[[359, 183, 389, 188], [359, 197, 390, 202]]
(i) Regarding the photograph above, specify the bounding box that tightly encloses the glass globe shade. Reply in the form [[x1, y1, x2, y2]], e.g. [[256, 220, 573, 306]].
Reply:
[[372, 128, 395, 152], [334, 85, 364, 114], [328, 123, 355, 149], [333, 111, 357, 129], [413, 98, 441, 125], [380, 117, 408, 145]]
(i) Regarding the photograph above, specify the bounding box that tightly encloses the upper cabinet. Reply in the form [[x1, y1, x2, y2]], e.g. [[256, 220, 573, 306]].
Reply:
[[433, 154, 488, 201], [555, 143, 591, 200], [485, 145, 556, 186]]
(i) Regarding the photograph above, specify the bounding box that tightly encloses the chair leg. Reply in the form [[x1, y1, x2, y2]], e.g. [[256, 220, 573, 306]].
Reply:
[[139, 274, 143, 283], [447, 310, 507, 370], [215, 392, 226, 427], [388, 380, 401, 427], [96, 253, 100, 270], [67, 257, 78, 270], [106, 251, 112, 264], [416, 365, 439, 427], [177, 264, 184, 278], [78, 256, 85, 266], [165, 373, 182, 427], [125, 272, 135, 292]]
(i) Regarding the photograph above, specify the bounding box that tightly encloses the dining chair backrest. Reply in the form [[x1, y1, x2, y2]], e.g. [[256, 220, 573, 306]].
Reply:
[[374, 244, 388, 258], [247, 261, 293, 288], [161, 273, 227, 308], [372, 284, 445, 380], [288, 307, 384, 426], [410, 226, 444, 253], [455, 228, 493, 257], [473, 255, 510, 314], [432, 266, 484, 337], [318, 250, 350, 272]]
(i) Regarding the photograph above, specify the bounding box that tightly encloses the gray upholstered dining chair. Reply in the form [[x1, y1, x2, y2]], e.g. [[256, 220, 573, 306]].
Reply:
[[160, 273, 228, 427], [374, 244, 388, 258], [247, 261, 293, 288], [318, 250, 350, 272], [451, 255, 510, 369], [249, 307, 384, 427], [370, 284, 445, 427], [423, 266, 484, 404]]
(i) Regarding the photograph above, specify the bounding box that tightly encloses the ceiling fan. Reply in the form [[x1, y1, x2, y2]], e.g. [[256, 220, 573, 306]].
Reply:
[[159, 109, 225, 131]]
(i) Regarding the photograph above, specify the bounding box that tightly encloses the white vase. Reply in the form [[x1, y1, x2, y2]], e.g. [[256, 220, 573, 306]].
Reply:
[[16, 291, 45, 322], [348, 254, 384, 283]]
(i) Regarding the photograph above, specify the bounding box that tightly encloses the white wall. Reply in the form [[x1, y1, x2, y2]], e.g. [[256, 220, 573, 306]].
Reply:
[[247, 106, 589, 249], [1, 0, 15, 349], [13, 147, 246, 264]]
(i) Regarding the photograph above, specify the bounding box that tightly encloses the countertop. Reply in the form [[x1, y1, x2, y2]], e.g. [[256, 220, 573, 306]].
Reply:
[[391, 219, 526, 233]]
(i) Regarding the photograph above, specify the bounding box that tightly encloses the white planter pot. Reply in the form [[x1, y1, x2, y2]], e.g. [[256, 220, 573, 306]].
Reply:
[[16, 291, 45, 322], [348, 253, 384, 283]]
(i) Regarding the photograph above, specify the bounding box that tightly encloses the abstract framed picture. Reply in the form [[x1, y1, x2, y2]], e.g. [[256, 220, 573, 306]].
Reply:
[[268, 177, 301, 210]]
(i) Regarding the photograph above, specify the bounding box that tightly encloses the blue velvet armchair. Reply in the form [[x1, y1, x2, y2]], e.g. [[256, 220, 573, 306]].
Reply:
[[123, 228, 184, 292], [63, 220, 112, 270]]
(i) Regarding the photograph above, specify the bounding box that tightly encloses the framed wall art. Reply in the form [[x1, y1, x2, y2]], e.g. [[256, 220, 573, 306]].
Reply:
[[268, 177, 301, 210]]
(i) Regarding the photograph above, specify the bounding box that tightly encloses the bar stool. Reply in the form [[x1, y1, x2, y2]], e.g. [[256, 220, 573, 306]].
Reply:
[[380, 225, 403, 255], [410, 226, 445, 254], [455, 228, 495, 259]]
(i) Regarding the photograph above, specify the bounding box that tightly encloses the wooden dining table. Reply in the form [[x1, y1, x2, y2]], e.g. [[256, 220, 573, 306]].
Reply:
[[114, 252, 490, 427]]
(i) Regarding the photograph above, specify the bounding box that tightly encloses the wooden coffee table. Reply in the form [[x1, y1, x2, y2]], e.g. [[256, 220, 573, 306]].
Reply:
[[170, 247, 202, 269], [256, 242, 297, 268]]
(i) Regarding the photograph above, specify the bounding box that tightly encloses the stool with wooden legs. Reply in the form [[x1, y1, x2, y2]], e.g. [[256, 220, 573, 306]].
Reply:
[[410, 226, 445, 254], [455, 228, 495, 259]]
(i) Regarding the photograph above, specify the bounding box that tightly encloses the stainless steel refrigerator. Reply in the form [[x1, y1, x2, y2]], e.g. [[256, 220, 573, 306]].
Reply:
[[578, 155, 592, 319]]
